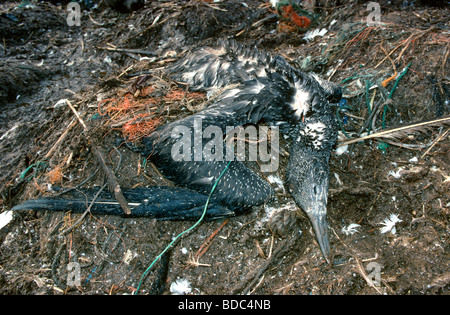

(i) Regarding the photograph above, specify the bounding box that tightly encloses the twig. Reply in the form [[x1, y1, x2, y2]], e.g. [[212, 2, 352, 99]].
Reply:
[[54, 169, 99, 197], [420, 128, 450, 159], [67, 100, 88, 130], [230, 236, 296, 295], [61, 183, 108, 235], [374, 42, 402, 70], [442, 43, 449, 78], [338, 116, 450, 147], [182, 219, 229, 270], [380, 43, 397, 87], [381, 138, 433, 150], [373, 28, 433, 70], [88, 13, 104, 26], [51, 243, 67, 290], [201, 1, 228, 11], [97, 47, 157, 56], [194, 219, 229, 259], [66, 100, 131, 216], [44, 118, 77, 159], [117, 64, 135, 79], [354, 256, 383, 294], [395, 27, 434, 64]]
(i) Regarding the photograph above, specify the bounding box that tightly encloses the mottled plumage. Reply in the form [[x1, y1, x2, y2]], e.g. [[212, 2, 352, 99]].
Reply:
[[287, 110, 338, 258], [169, 40, 340, 121]]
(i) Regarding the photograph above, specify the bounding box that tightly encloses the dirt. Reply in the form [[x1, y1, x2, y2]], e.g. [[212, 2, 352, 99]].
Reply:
[[0, 0, 449, 295]]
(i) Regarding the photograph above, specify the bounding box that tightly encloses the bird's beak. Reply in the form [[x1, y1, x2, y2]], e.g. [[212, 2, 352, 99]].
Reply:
[[307, 210, 331, 264]]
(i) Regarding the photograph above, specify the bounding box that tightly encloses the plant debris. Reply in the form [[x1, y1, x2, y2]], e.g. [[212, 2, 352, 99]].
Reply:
[[0, 0, 448, 295]]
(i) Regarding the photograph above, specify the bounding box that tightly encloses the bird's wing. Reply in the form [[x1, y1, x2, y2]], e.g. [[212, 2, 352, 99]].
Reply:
[[168, 40, 292, 91], [142, 68, 341, 160], [137, 77, 294, 206], [169, 40, 342, 120], [145, 75, 295, 155]]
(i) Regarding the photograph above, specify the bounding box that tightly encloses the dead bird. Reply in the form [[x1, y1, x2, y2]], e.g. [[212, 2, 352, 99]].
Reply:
[[12, 41, 341, 262]]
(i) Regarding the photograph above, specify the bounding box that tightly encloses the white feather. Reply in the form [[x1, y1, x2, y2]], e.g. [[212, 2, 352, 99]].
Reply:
[[304, 28, 328, 42], [170, 278, 192, 295], [379, 214, 402, 235], [341, 223, 361, 235]]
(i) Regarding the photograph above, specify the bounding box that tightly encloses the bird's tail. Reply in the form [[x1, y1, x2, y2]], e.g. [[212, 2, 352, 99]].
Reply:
[[11, 186, 235, 221]]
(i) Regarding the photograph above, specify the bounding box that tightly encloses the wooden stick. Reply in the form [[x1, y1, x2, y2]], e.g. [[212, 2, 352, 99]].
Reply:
[[194, 219, 229, 259], [66, 100, 132, 216], [231, 236, 297, 295], [420, 128, 450, 159], [337, 116, 450, 147], [354, 256, 383, 294], [44, 118, 77, 159]]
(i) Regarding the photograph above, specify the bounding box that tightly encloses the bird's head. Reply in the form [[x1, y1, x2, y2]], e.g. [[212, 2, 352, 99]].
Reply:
[[287, 115, 337, 263]]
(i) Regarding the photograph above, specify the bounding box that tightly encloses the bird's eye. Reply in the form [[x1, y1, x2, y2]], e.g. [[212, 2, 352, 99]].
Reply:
[[313, 185, 317, 195]]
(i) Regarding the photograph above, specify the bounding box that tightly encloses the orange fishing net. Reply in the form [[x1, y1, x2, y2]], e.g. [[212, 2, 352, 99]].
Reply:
[[98, 85, 206, 143], [47, 165, 63, 185], [280, 5, 311, 29], [98, 92, 160, 143], [122, 113, 161, 143]]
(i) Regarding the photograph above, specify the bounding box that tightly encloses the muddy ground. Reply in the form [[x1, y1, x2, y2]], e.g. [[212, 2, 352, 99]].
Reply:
[[0, 0, 449, 295]]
